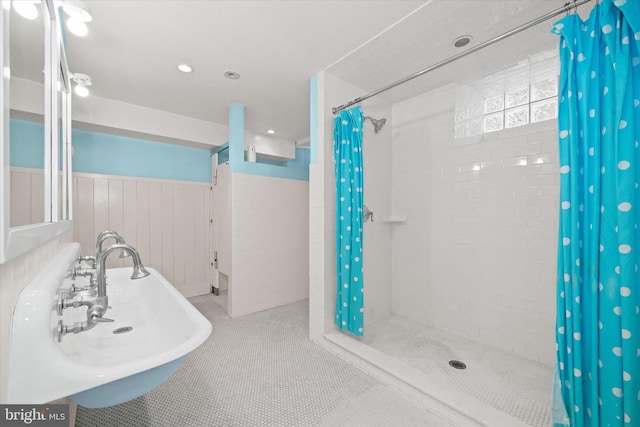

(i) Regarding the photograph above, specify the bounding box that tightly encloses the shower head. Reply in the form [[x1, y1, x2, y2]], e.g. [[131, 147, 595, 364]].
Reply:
[[364, 116, 386, 134]]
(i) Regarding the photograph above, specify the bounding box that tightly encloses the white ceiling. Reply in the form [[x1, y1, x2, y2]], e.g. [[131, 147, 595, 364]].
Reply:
[[10, 0, 596, 145], [328, 0, 577, 107], [63, 0, 426, 143]]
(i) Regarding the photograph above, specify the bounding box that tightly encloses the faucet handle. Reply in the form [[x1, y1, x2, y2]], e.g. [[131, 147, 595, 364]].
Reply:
[[56, 320, 67, 342], [91, 316, 114, 323], [74, 255, 96, 269], [56, 294, 69, 316]]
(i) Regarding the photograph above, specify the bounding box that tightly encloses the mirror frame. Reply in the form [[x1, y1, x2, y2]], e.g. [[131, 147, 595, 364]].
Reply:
[[0, 0, 73, 264]]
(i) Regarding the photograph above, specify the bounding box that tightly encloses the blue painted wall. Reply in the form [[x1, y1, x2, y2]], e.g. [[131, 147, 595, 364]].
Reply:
[[228, 104, 309, 181], [310, 75, 317, 164], [10, 118, 45, 169], [211, 143, 230, 165], [71, 128, 211, 182], [12, 111, 308, 184], [10, 118, 211, 182]]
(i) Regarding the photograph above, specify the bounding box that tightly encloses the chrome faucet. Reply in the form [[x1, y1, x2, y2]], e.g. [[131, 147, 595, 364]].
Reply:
[[55, 242, 150, 341], [92, 243, 150, 319], [75, 255, 97, 269], [95, 231, 131, 260], [66, 231, 128, 282], [70, 231, 130, 287], [68, 256, 98, 287]]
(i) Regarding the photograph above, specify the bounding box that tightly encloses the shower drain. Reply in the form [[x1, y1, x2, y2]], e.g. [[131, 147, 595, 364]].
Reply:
[[112, 326, 133, 334], [448, 360, 467, 370]]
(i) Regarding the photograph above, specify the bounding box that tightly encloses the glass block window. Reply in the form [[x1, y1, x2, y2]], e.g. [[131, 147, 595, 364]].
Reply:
[[484, 94, 504, 114], [505, 86, 529, 108], [531, 78, 558, 101], [505, 105, 529, 129], [484, 112, 504, 133], [455, 50, 558, 138], [531, 98, 558, 123], [484, 83, 556, 131]]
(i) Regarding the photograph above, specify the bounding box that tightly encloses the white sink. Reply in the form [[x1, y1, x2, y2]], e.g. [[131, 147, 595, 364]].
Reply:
[[8, 242, 212, 407]]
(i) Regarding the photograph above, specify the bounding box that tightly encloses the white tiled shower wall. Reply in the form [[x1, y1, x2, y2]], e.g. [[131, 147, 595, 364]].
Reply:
[[391, 83, 559, 366], [360, 100, 393, 325]]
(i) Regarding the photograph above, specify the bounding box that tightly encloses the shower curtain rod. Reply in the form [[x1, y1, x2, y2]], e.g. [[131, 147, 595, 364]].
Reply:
[[332, 0, 593, 114]]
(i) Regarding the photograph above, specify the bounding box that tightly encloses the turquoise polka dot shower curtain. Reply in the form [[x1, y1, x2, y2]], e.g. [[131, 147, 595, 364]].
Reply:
[[552, 0, 640, 426], [334, 106, 364, 336]]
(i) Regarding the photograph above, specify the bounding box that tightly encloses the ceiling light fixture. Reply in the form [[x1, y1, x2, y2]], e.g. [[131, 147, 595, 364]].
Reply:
[[66, 17, 88, 36], [266, 129, 276, 134], [177, 64, 193, 73], [224, 71, 240, 80], [62, 0, 92, 21], [71, 73, 92, 97], [61, 0, 92, 37], [13, 0, 39, 20], [453, 35, 472, 48]]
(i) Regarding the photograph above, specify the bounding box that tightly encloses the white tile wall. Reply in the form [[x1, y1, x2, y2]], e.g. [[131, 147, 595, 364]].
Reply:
[[0, 233, 72, 402], [391, 84, 558, 366], [230, 173, 309, 318], [308, 75, 327, 339], [360, 99, 393, 326], [310, 71, 348, 341]]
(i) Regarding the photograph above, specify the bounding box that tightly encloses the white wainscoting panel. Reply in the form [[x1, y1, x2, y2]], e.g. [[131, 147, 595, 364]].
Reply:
[[72, 172, 211, 297], [10, 167, 44, 227]]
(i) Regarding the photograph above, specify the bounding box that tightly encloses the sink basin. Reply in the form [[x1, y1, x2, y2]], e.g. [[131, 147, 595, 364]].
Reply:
[[8, 242, 212, 407]]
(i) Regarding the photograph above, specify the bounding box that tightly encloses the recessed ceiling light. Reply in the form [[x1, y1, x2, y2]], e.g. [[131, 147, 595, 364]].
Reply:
[[267, 129, 276, 134], [224, 71, 240, 80], [178, 64, 193, 73], [453, 35, 472, 48]]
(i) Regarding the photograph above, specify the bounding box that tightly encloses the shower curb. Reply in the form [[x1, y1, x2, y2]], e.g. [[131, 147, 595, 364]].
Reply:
[[319, 332, 532, 427]]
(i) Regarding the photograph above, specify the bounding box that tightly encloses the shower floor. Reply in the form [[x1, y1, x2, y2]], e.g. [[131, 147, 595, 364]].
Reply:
[[360, 314, 553, 426]]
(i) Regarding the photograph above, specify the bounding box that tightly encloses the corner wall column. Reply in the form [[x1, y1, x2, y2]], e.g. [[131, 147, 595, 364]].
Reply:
[[228, 104, 245, 172]]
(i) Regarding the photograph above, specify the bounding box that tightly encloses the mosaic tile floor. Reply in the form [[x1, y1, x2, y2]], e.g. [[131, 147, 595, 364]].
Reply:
[[75, 297, 450, 427], [209, 288, 228, 311], [362, 314, 553, 427]]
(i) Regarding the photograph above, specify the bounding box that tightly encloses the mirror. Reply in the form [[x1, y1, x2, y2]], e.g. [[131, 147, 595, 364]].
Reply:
[[9, 0, 46, 227], [0, 0, 73, 264]]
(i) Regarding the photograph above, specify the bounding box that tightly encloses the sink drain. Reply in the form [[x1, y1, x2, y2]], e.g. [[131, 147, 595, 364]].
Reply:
[[113, 326, 133, 334], [449, 360, 466, 369]]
